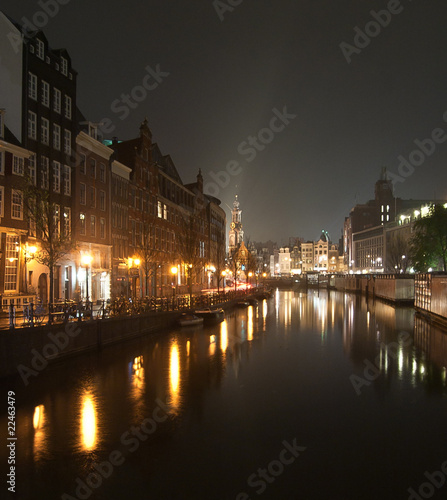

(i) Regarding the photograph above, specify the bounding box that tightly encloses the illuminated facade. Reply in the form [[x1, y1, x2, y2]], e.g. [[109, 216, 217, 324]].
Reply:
[[228, 195, 244, 251]]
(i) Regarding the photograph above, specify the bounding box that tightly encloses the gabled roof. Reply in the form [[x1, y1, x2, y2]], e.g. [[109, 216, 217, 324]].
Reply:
[[151, 143, 183, 184]]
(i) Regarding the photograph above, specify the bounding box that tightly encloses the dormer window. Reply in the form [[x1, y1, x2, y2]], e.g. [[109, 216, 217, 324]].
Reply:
[[61, 57, 68, 76], [89, 123, 98, 140], [36, 39, 44, 60]]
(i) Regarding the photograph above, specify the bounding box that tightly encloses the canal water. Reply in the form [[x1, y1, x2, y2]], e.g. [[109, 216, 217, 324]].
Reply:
[[2, 290, 447, 500]]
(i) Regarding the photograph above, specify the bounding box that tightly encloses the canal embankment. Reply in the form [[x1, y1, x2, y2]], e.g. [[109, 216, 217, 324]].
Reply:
[[0, 290, 267, 379]]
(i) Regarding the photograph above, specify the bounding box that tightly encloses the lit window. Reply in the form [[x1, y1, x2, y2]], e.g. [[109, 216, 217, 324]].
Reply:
[[80, 213, 86, 235], [64, 207, 71, 236]]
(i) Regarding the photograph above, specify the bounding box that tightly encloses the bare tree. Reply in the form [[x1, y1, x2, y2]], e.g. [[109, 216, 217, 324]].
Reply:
[[176, 212, 206, 300], [23, 179, 76, 306], [386, 233, 410, 273]]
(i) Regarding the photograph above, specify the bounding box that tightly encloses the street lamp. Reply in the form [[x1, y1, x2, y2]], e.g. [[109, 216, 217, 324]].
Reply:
[[24, 244, 37, 293], [81, 254, 93, 302], [171, 266, 178, 297]]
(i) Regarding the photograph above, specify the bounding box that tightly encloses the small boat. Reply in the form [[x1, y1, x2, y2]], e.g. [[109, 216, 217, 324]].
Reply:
[[178, 313, 204, 327], [236, 301, 250, 308], [194, 307, 225, 323]]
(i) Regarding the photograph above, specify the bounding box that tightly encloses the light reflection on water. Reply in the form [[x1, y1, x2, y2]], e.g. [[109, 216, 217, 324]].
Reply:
[[4, 290, 447, 500], [80, 391, 97, 451]]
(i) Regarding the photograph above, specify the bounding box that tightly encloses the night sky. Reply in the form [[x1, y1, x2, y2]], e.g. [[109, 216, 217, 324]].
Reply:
[[3, 0, 447, 244]]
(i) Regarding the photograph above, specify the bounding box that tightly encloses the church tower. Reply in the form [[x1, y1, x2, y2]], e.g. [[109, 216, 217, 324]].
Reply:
[[229, 195, 244, 251]]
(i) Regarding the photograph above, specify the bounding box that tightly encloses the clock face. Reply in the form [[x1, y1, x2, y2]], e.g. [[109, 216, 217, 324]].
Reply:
[[231, 222, 235, 229]]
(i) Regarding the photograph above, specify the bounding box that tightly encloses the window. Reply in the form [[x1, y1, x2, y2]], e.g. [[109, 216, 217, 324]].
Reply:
[[53, 124, 61, 150], [80, 183, 86, 205], [61, 57, 68, 76], [163, 204, 167, 220], [100, 190, 105, 211], [41, 118, 49, 144], [4, 235, 19, 292], [29, 155, 36, 185], [90, 187, 96, 207], [41, 157, 49, 189], [53, 205, 60, 236], [28, 112, 37, 139], [63, 165, 71, 195], [11, 190, 23, 219], [0, 186, 3, 216], [42, 81, 50, 107], [100, 163, 106, 182], [54, 88, 61, 113], [28, 198, 36, 237], [53, 161, 61, 192], [78, 154, 86, 174], [80, 213, 85, 235], [158, 201, 162, 218], [28, 73, 37, 100], [64, 95, 72, 120], [100, 218, 105, 239], [90, 215, 96, 237], [0, 111, 3, 139], [64, 129, 71, 154], [63, 207, 71, 236], [0, 152, 3, 175], [12, 156, 24, 176], [88, 124, 97, 139], [36, 39, 44, 59], [90, 158, 96, 178]]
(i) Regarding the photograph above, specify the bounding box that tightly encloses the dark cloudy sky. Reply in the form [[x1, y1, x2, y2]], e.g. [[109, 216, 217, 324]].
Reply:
[[3, 0, 447, 244]]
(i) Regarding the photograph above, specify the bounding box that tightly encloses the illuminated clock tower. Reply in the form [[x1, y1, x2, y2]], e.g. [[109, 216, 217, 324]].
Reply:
[[229, 195, 244, 251]]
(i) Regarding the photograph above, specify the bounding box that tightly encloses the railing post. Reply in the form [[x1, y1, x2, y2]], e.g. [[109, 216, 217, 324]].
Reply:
[[9, 303, 15, 330], [29, 302, 34, 327]]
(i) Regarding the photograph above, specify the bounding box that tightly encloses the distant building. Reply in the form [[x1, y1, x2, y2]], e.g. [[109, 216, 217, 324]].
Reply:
[[228, 195, 244, 252], [278, 247, 291, 276]]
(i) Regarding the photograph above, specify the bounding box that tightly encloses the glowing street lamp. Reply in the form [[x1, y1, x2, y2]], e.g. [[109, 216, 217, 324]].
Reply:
[[81, 254, 93, 301], [24, 244, 37, 293], [171, 266, 178, 297]]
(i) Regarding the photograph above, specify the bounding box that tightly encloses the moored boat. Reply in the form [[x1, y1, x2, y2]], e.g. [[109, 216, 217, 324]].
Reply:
[[178, 313, 204, 327], [194, 307, 225, 323]]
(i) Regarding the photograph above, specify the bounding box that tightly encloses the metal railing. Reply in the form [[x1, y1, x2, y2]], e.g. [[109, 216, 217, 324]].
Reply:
[[2, 288, 269, 329]]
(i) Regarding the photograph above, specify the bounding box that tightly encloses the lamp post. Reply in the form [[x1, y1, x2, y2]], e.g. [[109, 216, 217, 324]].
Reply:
[[128, 258, 140, 299], [221, 270, 227, 292], [24, 244, 37, 293], [170, 266, 178, 297], [81, 254, 93, 302]]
